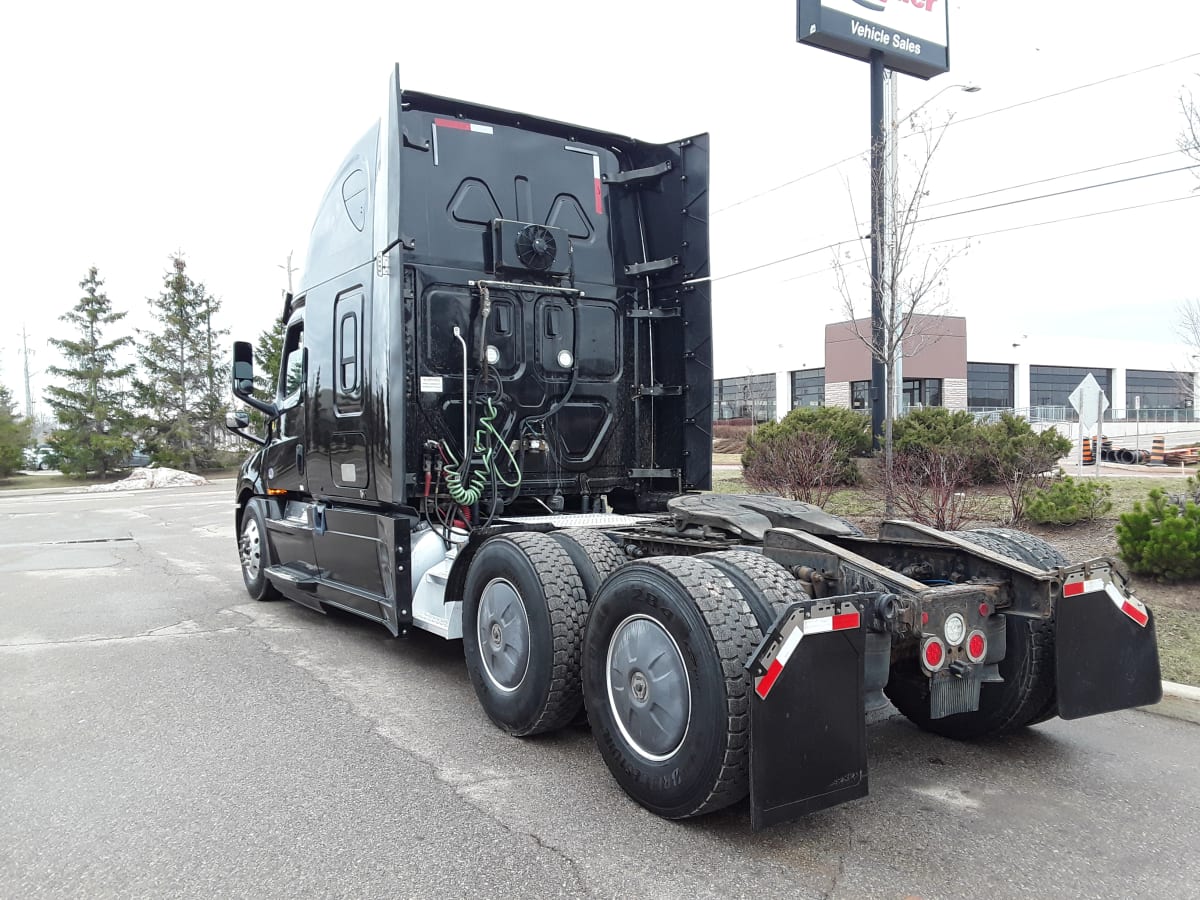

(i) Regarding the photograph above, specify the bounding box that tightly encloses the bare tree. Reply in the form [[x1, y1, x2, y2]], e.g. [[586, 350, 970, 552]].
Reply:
[[832, 112, 969, 515], [1178, 88, 1200, 173], [1176, 89, 1200, 409]]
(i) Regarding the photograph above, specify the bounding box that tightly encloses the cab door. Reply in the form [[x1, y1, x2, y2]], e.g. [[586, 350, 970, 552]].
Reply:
[[265, 312, 307, 493], [262, 312, 316, 569]]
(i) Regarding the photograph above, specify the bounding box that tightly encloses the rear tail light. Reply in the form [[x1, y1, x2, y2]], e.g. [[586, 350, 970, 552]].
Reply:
[[922, 636, 946, 672], [966, 630, 987, 663]]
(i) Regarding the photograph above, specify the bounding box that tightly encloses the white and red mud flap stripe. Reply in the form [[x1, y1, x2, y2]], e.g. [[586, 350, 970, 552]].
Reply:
[[754, 609, 861, 700], [1063, 577, 1149, 627]]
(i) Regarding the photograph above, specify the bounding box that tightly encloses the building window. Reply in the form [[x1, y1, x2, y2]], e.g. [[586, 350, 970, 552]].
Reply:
[[967, 362, 1014, 409], [1029, 365, 1112, 419], [1127, 370, 1194, 419], [850, 380, 870, 410], [790, 368, 825, 408], [901, 378, 943, 409], [713, 373, 776, 422]]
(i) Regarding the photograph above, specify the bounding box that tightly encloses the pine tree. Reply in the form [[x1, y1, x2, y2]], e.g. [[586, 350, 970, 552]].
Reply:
[[246, 317, 285, 433], [193, 278, 230, 454], [0, 382, 31, 478], [135, 254, 227, 470], [44, 267, 135, 477]]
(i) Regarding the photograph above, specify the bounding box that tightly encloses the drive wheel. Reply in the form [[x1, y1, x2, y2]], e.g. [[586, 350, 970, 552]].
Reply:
[[962, 528, 1066, 725], [582, 557, 759, 819], [885, 528, 1062, 738], [239, 500, 281, 601], [549, 529, 625, 602], [463, 533, 586, 736], [697, 550, 808, 632]]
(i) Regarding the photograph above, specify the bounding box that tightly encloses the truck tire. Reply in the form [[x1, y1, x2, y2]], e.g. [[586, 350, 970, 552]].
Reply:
[[885, 529, 1062, 738], [826, 513, 865, 537], [239, 500, 282, 601], [965, 527, 1068, 568], [463, 533, 587, 737], [582, 557, 759, 819], [697, 550, 808, 633], [963, 528, 1067, 726], [549, 529, 625, 602]]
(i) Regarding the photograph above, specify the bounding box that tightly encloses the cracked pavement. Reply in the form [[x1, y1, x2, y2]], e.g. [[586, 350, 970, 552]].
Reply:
[[2, 483, 1198, 899]]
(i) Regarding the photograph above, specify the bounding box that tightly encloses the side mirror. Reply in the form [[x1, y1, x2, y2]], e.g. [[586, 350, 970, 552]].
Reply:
[[231, 340, 278, 418], [224, 409, 266, 446], [232, 341, 255, 395]]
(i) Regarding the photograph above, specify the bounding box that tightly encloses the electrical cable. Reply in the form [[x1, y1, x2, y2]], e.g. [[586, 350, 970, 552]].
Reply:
[[711, 51, 1200, 216], [922, 149, 1182, 209], [776, 192, 1200, 286], [714, 164, 1199, 283]]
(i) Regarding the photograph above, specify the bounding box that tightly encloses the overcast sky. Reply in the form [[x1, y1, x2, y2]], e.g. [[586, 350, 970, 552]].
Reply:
[[4, 1, 1199, 413]]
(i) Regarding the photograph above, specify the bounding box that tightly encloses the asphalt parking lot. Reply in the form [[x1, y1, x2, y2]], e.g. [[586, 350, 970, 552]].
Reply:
[[2, 483, 1198, 899]]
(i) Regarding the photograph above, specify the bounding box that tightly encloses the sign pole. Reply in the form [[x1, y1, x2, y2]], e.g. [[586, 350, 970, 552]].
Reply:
[[869, 50, 886, 450]]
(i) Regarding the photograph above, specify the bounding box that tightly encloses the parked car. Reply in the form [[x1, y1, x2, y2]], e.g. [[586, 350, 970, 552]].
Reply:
[[122, 449, 152, 468], [22, 446, 55, 470]]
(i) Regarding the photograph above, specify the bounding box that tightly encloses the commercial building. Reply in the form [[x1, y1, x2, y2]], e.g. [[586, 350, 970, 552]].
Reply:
[[713, 315, 1200, 428]]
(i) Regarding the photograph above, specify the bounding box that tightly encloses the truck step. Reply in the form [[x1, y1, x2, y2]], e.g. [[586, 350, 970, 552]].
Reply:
[[264, 565, 319, 592]]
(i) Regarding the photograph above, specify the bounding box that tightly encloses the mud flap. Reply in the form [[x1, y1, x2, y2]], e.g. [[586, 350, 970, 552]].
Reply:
[[1056, 582, 1162, 719], [744, 594, 869, 830]]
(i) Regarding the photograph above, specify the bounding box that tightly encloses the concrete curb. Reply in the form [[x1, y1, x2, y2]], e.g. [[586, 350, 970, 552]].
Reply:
[[1140, 681, 1200, 725]]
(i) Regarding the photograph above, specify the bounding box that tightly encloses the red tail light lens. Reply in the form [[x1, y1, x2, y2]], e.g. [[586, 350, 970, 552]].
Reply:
[[922, 637, 946, 672], [966, 630, 986, 663]]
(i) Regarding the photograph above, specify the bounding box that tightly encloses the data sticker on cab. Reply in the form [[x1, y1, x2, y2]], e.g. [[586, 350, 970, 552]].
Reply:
[[419, 376, 444, 394]]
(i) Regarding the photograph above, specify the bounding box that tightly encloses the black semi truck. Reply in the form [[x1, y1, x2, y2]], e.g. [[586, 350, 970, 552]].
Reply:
[[226, 68, 1162, 828]]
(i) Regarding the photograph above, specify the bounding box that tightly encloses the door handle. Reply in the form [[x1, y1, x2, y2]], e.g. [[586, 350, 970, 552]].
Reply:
[[296, 443, 305, 474]]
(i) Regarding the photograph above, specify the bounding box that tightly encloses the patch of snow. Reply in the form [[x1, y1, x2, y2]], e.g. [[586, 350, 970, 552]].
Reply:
[[88, 467, 209, 492]]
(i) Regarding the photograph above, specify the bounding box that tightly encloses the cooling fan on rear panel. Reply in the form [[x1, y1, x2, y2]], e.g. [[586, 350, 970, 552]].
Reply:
[[515, 224, 558, 271]]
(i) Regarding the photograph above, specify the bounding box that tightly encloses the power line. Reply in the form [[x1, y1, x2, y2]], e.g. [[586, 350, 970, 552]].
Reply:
[[775, 192, 1200, 286], [711, 51, 1200, 217], [922, 149, 1182, 209], [712, 164, 1198, 283], [919, 163, 1199, 226], [949, 51, 1200, 130]]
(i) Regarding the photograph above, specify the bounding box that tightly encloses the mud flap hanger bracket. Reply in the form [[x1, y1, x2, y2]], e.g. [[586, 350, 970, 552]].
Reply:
[[745, 593, 873, 830]]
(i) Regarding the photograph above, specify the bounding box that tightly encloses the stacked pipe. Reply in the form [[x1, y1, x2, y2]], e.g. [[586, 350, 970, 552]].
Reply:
[[1101, 436, 1113, 462], [1115, 448, 1150, 464]]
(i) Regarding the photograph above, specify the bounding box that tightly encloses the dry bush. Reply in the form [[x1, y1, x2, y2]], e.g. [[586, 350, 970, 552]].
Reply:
[[886, 447, 987, 531], [743, 431, 841, 506]]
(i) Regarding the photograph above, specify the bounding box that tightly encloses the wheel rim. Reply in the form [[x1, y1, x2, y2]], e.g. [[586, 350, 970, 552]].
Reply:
[[477, 578, 531, 693], [240, 516, 262, 580], [606, 614, 691, 761]]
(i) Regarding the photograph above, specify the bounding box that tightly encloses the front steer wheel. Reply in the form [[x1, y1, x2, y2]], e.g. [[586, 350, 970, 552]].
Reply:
[[462, 533, 587, 737], [582, 557, 760, 819], [239, 500, 281, 602]]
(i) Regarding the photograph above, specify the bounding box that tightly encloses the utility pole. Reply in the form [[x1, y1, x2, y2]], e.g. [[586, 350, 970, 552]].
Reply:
[[278, 251, 296, 298], [20, 324, 35, 422]]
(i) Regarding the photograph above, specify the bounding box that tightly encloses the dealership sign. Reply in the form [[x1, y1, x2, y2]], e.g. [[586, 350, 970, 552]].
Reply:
[[797, 0, 949, 79]]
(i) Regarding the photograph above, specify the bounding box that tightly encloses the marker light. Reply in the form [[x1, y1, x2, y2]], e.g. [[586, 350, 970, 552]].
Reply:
[[557, 349, 574, 368], [485, 344, 500, 365]]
